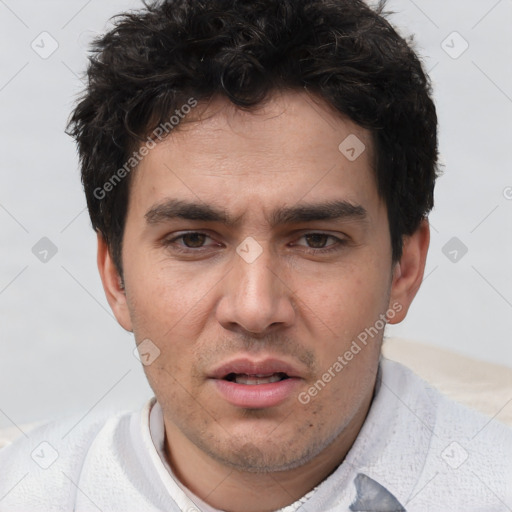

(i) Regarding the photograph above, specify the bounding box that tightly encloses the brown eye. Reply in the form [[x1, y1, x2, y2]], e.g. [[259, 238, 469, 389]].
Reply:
[[180, 232, 208, 248], [304, 233, 331, 249], [292, 233, 347, 255], [162, 231, 220, 254]]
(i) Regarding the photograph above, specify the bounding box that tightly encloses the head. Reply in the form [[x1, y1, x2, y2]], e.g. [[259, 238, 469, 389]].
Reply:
[[67, 0, 437, 480]]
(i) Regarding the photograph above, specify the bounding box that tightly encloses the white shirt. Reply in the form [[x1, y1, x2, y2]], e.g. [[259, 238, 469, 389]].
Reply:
[[0, 358, 511, 511]]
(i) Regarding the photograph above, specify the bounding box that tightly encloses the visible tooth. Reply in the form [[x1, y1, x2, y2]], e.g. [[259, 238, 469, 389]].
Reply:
[[234, 373, 283, 385]]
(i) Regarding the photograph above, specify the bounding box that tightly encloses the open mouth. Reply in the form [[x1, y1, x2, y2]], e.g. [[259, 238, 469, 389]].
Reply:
[[223, 372, 290, 385], [211, 360, 301, 407]]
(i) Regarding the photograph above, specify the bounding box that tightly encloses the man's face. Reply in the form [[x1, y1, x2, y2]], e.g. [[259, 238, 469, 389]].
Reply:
[[114, 90, 399, 472]]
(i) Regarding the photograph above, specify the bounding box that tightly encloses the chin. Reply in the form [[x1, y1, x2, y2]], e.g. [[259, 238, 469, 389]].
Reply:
[[198, 426, 336, 474]]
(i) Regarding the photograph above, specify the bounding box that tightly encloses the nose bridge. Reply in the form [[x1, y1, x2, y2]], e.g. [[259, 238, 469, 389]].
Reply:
[[233, 235, 279, 299], [236, 238, 278, 298], [216, 236, 295, 333]]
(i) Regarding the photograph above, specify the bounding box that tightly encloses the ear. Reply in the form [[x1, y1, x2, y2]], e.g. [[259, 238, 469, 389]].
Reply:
[[96, 231, 133, 332], [387, 219, 430, 324]]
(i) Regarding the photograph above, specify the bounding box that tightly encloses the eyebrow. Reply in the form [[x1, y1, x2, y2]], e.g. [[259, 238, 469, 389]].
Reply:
[[145, 198, 368, 228]]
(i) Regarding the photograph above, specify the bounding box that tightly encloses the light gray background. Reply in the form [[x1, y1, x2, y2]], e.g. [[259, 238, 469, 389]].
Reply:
[[1, 0, 511, 430]]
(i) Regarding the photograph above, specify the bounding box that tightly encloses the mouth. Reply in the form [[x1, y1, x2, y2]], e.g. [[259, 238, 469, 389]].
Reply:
[[223, 372, 290, 385], [209, 358, 303, 409]]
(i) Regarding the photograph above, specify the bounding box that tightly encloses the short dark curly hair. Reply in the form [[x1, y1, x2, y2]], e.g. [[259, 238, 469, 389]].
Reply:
[[67, 0, 439, 277]]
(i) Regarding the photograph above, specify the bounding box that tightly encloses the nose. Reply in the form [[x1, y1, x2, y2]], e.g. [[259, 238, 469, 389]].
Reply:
[[215, 241, 296, 336]]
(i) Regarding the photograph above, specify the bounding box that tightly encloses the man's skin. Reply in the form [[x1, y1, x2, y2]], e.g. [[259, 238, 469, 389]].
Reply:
[[97, 90, 430, 512]]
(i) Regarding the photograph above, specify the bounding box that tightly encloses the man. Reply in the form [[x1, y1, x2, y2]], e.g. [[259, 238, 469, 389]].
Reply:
[[0, 0, 510, 510]]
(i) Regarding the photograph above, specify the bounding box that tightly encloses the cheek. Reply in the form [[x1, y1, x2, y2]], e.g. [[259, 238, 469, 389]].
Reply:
[[124, 259, 223, 387], [125, 256, 216, 335], [294, 262, 389, 324], [292, 261, 390, 372]]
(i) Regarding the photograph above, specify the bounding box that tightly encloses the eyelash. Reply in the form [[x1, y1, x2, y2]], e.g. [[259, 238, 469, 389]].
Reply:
[[162, 231, 347, 255]]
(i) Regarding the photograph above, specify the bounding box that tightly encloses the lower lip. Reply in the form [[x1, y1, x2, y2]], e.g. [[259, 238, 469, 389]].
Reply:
[[212, 378, 301, 409]]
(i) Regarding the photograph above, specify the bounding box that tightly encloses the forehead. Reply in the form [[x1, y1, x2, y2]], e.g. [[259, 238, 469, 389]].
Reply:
[[158, 90, 375, 164], [128, 90, 380, 223]]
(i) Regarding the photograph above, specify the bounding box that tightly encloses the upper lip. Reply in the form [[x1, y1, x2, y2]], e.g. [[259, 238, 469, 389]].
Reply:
[[209, 357, 303, 380]]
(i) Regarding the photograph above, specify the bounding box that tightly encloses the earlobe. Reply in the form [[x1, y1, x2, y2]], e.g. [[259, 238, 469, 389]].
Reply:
[[96, 232, 133, 332], [387, 219, 430, 324]]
